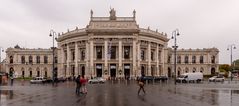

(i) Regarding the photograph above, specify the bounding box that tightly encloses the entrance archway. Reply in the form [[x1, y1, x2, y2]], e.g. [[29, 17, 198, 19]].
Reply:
[[124, 64, 130, 79], [110, 64, 116, 78], [211, 67, 216, 75], [81, 66, 85, 77], [96, 64, 102, 77], [141, 65, 145, 76]]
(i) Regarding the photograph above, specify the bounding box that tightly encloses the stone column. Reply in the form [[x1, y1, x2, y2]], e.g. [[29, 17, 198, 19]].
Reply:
[[133, 39, 136, 78], [66, 44, 70, 77], [60, 46, 65, 77], [148, 42, 151, 76], [156, 44, 159, 76], [75, 42, 78, 76], [104, 40, 108, 77], [118, 39, 122, 77], [90, 39, 94, 77], [85, 42, 90, 78], [137, 41, 141, 76]]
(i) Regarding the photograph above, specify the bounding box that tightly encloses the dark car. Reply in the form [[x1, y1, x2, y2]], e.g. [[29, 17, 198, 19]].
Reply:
[[143, 76, 154, 82]]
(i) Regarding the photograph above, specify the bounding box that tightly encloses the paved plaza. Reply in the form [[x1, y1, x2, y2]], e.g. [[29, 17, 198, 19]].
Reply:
[[1, 80, 239, 106]]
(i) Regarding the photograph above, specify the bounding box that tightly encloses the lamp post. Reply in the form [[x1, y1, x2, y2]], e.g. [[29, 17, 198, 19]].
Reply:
[[49, 30, 57, 84], [227, 44, 236, 81], [171, 29, 180, 85]]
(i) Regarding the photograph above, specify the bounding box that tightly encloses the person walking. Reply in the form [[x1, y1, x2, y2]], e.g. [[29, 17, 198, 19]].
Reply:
[[138, 76, 146, 95], [80, 76, 87, 94], [75, 75, 81, 95]]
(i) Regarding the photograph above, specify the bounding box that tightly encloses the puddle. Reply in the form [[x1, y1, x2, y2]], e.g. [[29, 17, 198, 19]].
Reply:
[[0, 90, 14, 102]]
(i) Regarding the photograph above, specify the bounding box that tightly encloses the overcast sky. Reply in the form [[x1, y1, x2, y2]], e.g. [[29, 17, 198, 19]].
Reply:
[[0, 0, 239, 64]]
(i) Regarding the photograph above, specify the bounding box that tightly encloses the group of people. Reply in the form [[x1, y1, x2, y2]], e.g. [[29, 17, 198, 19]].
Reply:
[[75, 75, 87, 95]]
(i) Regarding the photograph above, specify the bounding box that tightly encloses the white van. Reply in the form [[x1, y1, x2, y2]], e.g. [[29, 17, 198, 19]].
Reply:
[[176, 72, 203, 83]]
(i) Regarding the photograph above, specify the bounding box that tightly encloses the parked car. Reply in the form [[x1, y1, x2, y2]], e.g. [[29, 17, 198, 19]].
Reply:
[[154, 76, 168, 82], [142, 76, 154, 82], [88, 77, 106, 84], [209, 76, 225, 82], [176, 72, 203, 83], [30, 77, 47, 84]]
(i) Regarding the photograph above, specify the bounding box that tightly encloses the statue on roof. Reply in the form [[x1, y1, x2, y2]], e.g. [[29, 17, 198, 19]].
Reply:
[[109, 8, 116, 20], [133, 9, 136, 18], [90, 9, 93, 17]]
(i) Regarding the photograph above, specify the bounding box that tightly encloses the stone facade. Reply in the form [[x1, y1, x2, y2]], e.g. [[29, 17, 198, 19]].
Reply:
[[5, 45, 56, 78], [4, 9, 219, 78]]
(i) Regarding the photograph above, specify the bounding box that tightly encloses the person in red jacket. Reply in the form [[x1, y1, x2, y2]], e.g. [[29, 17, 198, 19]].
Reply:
[[80, 76, 87, 94]]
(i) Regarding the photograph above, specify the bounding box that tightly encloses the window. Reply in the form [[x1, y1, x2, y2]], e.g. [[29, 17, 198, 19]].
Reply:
[[72, 51, 75, 61], [211, 56, 215, 63], [30, 71, 32, 77], [44, 56, 48, 64], [177, 56, 181, 63], [36, 56, 40, 64], [54, 57, 58, 63], [200, 56, 204, 64], [185, 56, 189, 64], [151, 51, 154, 61], [168, 56, 171, 63], [81, 50, 85, 60], [21, 56, 25, 64], [10, 56, 13, 64], [29, 56, 33, 64], [124, 46, 130, 59], [192, 56, 196, 63], [96, 46, 102, 59], [110, 46, 116, 59], [141, 50, 145, 60]]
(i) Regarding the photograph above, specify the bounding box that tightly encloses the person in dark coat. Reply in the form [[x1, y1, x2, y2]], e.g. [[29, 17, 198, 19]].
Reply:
[[75, 75, 81, 95], [138, 76, 146, 95]]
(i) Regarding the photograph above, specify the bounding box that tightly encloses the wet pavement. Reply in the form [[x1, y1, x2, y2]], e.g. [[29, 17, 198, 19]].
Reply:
[[1, 80, 239, 106]]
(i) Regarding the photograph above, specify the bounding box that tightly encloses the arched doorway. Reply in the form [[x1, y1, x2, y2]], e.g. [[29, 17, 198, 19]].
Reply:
[[81, 66, 85, 77], [21, 68, 25, 78], [110, 64, 116, 78], [36, 67, 40, 77], [96, 64, 102, 77], [168, 67, 171, 78], [177, 67, 181, 76], [124, 64, 130, 79], [211, 67, 216, 75], [141, 65, 145, 76]]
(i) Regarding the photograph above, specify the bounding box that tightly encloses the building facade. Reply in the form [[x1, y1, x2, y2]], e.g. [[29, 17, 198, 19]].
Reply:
[[5, 45, 56, 78], [4, 9, 219, 78]]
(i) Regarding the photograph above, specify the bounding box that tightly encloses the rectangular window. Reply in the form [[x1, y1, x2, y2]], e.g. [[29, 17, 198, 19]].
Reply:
[[96, 46, 102, 59]]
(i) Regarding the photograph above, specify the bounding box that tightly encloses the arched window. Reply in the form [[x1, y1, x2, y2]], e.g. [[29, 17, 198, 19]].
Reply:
[[177, 56, 181, 63], [21, 56, 25, 64], [44, 56, 48, 64], [193, 67, 196, 73], [36, 67, 40, 77], [200, 55, 204, 64], [10, 56, 13, 64], [36, 56, 40, 64], [44, 67, 48, 77], [29, 56, 33, 64], [21, 68, 25, 77], [192, 56, 196, 63], [185, 56, 189, 64], [211, 56, 215, 63], [200, 67, 204, 73], [185, 67, 189, 73]]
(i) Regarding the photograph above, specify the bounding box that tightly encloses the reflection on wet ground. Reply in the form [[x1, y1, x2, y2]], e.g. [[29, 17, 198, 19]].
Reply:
[[0, 80, 239, 106]]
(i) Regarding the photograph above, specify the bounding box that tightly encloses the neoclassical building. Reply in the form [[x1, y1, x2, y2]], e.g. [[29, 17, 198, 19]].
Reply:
[[4, 9, 219, 79], [5, 45, 56, 78], [167, 48, 219, 78]]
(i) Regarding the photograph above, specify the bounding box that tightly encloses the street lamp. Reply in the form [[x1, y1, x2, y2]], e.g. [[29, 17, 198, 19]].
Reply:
[[49, 30, 57, 84], [227, 44, 236, 81], [171, 29, 180, 85]]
